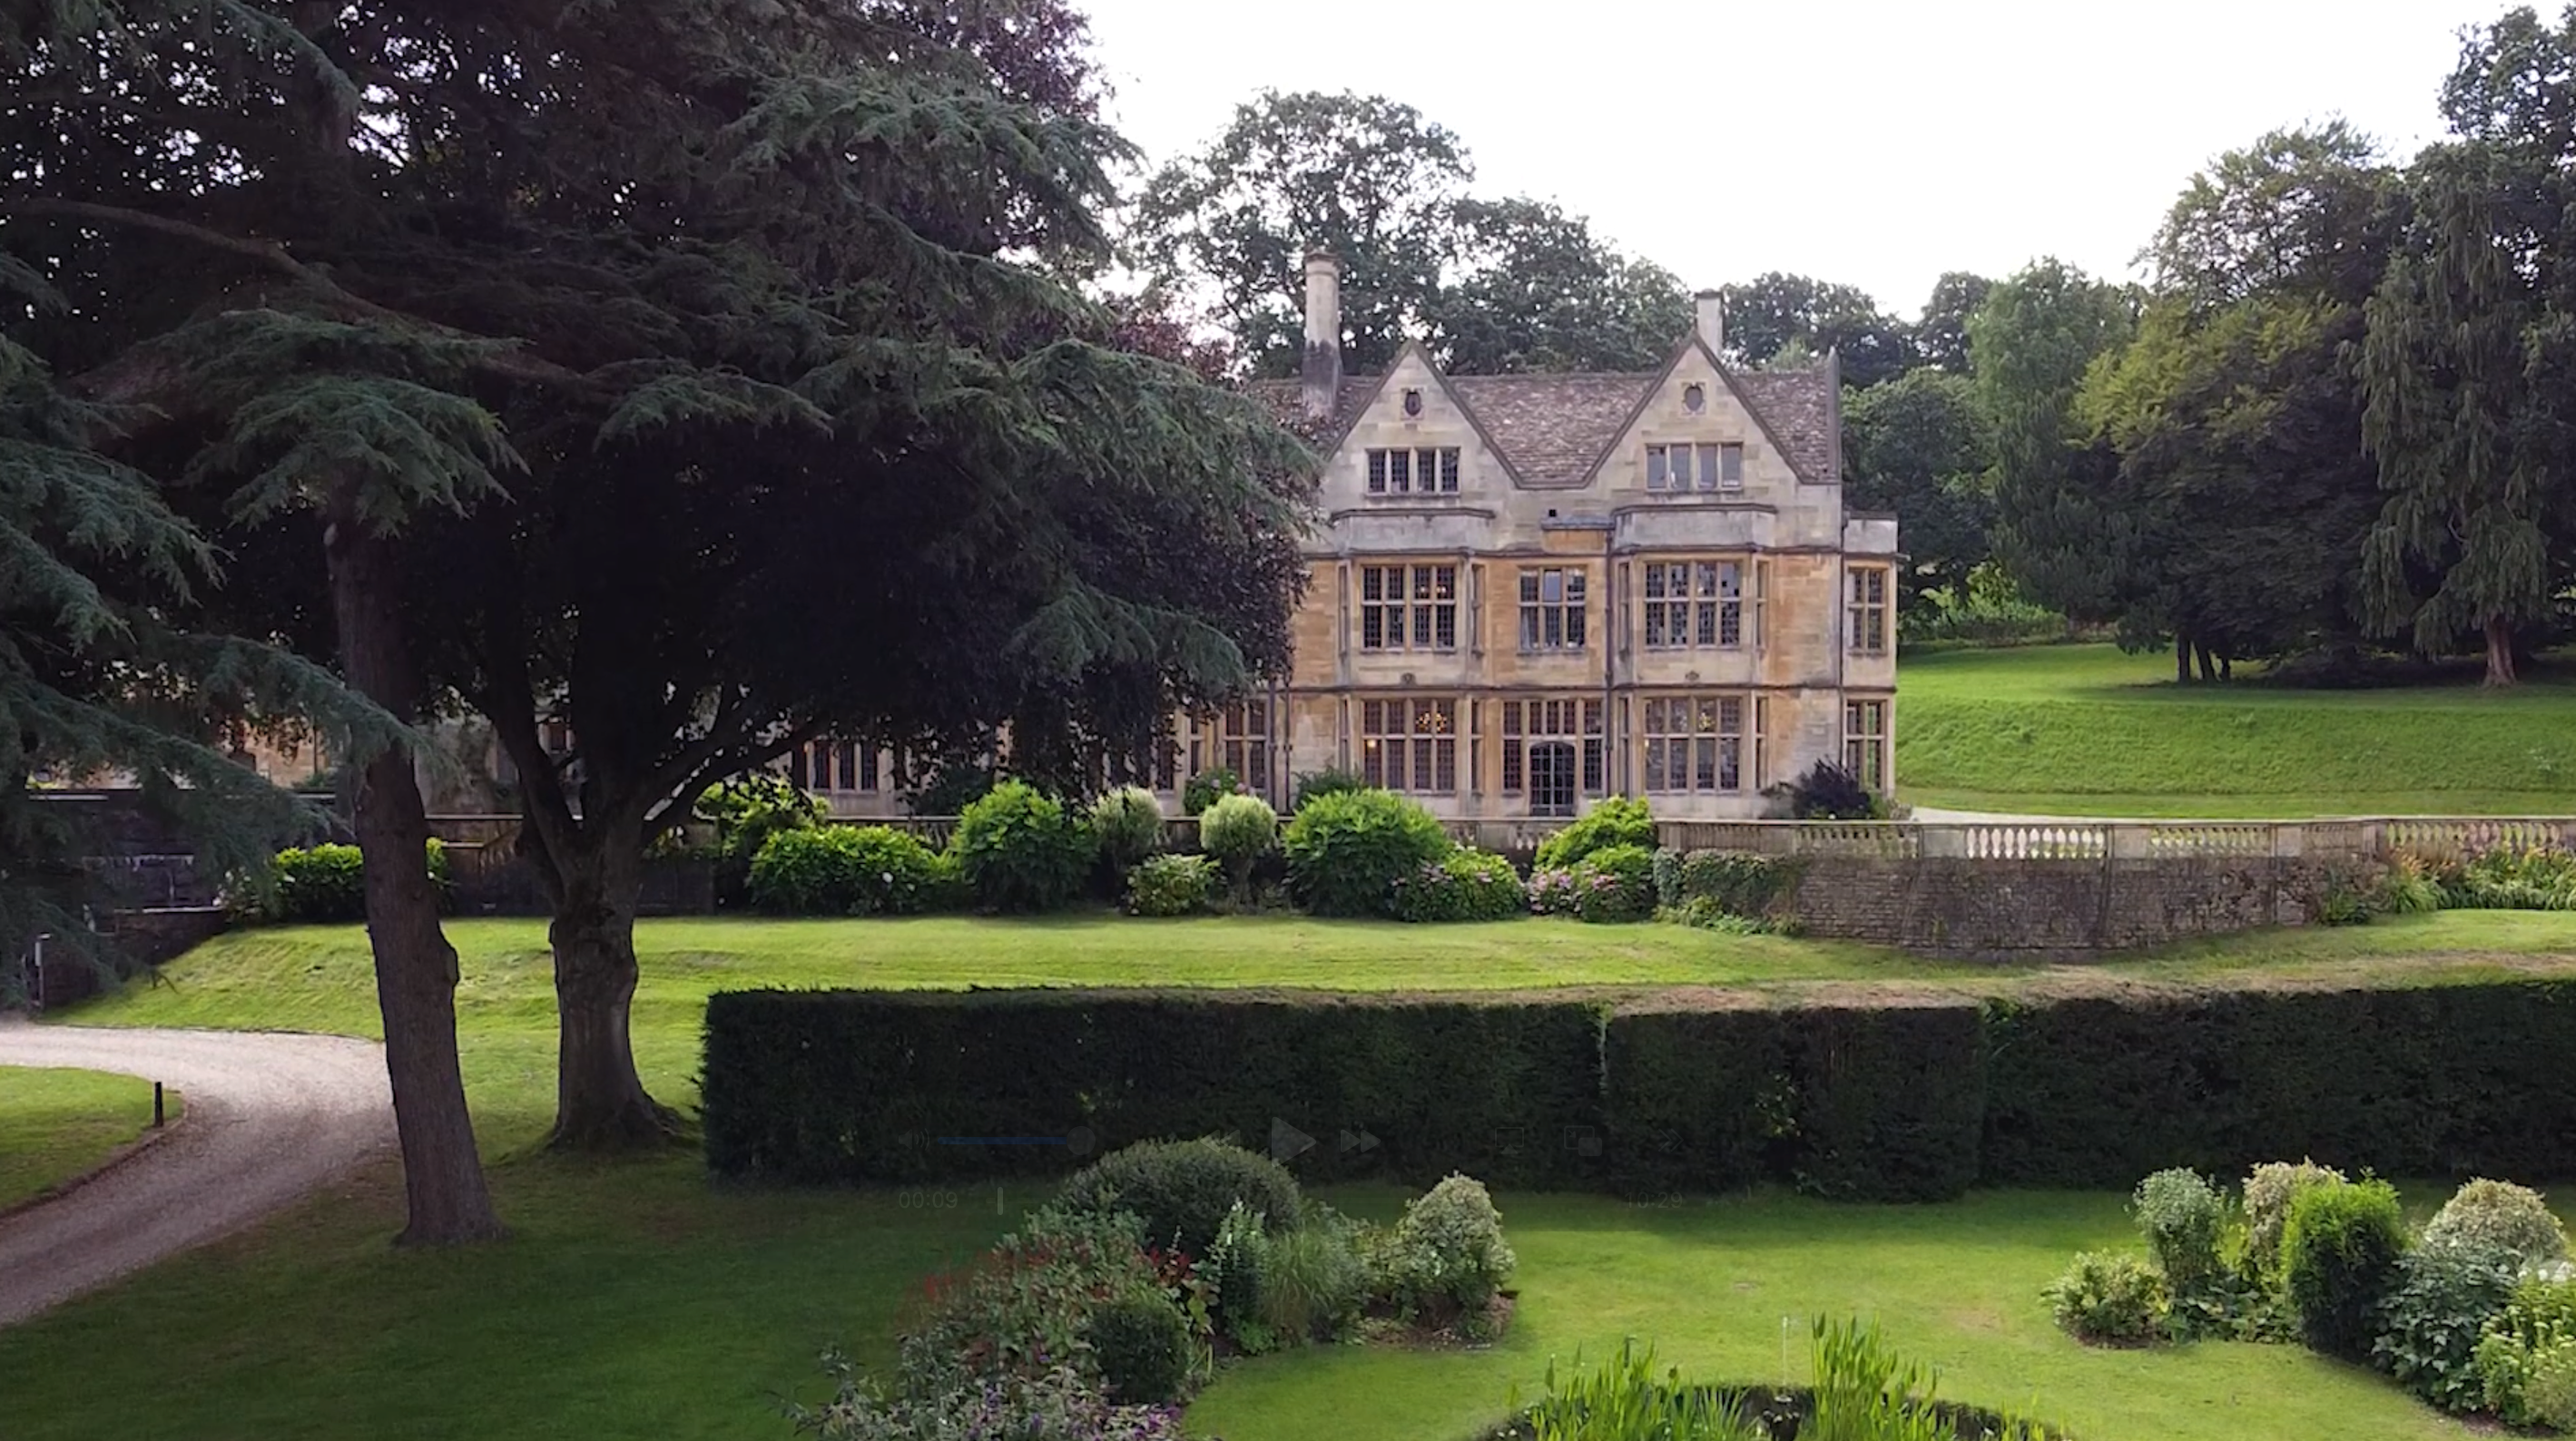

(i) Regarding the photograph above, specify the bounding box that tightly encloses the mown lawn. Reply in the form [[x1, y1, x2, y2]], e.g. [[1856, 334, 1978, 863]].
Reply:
[[0, 1064, 167, 1210], [13, 913, 2576, 1440], [1897, 643, 2576, 817]]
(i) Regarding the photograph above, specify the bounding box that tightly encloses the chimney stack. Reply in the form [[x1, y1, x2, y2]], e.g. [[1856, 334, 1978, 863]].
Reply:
[[1303, 250, 1342, 419], [1694, 289, 1725, 356]]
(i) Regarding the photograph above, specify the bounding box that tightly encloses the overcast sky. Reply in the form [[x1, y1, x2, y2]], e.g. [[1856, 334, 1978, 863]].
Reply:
[[1084, 0, 2512, 318]]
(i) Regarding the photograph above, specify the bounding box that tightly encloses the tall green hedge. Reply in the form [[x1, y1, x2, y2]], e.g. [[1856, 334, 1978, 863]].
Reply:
[[703, 982, 2576, 1201], [703, 989, 1603, 1189]]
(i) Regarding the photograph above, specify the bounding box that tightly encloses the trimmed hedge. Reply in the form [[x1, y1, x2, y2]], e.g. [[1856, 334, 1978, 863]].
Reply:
[[703, 990, 1604, 1189], [704, 982, 2576, 1201]]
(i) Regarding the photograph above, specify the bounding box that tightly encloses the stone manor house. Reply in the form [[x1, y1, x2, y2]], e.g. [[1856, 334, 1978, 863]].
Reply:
[[797, 254, 1900, 820]]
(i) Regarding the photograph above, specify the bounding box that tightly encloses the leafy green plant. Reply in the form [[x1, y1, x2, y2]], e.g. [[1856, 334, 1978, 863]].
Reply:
[[1534, 796, 1654, 870], [1660, 897, 1797, 936], [1180, 765, 1239, 818], [1089, 786, 1166, 873], [746, 825, 958, 915], [788, 1356, 1185, 1441], [1518, 1338, 1765, 1441], [2281, 1177, 2408, 1359], [1196, 792, 1277, 900], [1391, 848, 1526, 923], [2443, 843, 2576, 911], [1280, 788, 1450, 917], [1568, 843, 1657, 924], [2423, 1178, 2569, 1268], [1204, 1201, 1268, 1348], [2476, 1274, 2576, 1426], [1086, 1288, 1191, 1404], [1804, 1315, 1957, 1441], [2243, 1159, 2345, 1275], [2132, 1168, 2227, 1299], [1773, 760, 1883, 820], [898, 1205, 1163, 1395], [2374, 850, 2448, 915], [1290, 767, 1366, 812], [951, 780, 1093, 913], [2044, 1251, 2168, 1345], [1652, 848, 1804, 918], [2372, 1240, 2520, 1412], [1057, 1138, 1302, 1257], [1386, 1173, 1516, 1338], [1124, 853, 1215, 917]]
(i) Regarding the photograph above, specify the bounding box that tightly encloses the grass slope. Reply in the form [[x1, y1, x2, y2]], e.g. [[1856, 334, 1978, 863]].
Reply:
[[14, 914, 2576, 1440], [1897, 644, 2576, 817], [0, 1065, 165, 1210]]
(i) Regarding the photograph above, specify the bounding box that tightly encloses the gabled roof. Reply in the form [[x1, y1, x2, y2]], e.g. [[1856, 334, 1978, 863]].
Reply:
[[1248, 334, 1840, 487]]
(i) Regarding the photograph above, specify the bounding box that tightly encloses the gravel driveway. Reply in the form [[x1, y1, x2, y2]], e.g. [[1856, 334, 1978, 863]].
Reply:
[[0, 1021, 393, 1328]]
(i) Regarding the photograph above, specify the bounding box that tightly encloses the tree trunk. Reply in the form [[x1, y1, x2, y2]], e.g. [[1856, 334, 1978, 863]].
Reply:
[[324, 490, 505, 1245], [543, 829, 679, 1150], [2175, 632, 2192, 684], [2484, 614, 2520, 687], [2193, 641, 2217, 683]]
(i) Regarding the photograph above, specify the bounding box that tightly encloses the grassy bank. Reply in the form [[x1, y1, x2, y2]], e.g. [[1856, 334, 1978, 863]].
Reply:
[[0, 1065, 167, 1210], [1897, 643, 2576, 817]]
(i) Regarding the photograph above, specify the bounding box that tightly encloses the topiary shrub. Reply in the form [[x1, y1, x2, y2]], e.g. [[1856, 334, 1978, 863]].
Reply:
[[1086, 1288, 1191, 1404], [2244, 1158, 2346, 1274], [1196, 792, 1277, 900], [1290, 767, 1366, 812], [747, 825, 957, 915], [1181, 765, 1239, 818], [2477, 1273, 2576, 1427], [1125, 853, 1215, 917], [1391, 848, 1526, 924], [1385, 1173, 1516, 1338], [1568, 843, 1657, 924], [1281, 788, 1450, 917], [2132, 1168, 2227, 1299], [2044, 1250, 2168, 1345], [952, 779, 1093, 913], [1057, 1137, 1303, 1257], [1533, 796, 1653, 870], [258, 840, 449, 923], [2424, 1178, 2570, 1268], [2282, 1177, 2409, 1359], [1089, 786, 1166, 874], [2374, 1240, 2522, 1412]]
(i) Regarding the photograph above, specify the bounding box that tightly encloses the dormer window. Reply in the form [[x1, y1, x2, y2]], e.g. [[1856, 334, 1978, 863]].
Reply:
[[1682, 383, 1706, 414], [1366, 446, 1460, 495], [1401, 387, 1424, 417], [1646, 442, 1745, 493]]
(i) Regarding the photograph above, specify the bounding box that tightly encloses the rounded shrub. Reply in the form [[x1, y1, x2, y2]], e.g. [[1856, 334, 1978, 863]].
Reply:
[[1057, 1137, 1303, 1257], [1388, 1173, 1516, 1334], [1197, 792, 1278, 897], [2424, 1178, 2570, 1268], [1280, 788, 1450, 917], [1181, 765, 1239, 818], [1534, 795, 1654, 870], [2373, 1240, 2521, 1412], [2282, 1177, 2409, 1359], [1390, 848, 1526, 923], [1086, 1288, 1192, 1403], [258, 840, 448, 923], [1089, 785, 1166, 873], [1125, 853, 1216, 917], [2244, 1158, 2346, 1273], [952, 779, 1093, 913], [2132, 1168, 2227, 1298], [2044, 1250, 2168, 1345], [1568, 843, 1657, 924], [747, 824, 955, 915]]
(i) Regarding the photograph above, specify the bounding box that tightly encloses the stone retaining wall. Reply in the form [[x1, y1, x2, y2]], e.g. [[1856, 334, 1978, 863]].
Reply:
[[1783, 855, 2341, 955]]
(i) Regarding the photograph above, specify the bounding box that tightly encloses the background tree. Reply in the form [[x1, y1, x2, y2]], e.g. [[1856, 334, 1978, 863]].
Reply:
[[1972, 259, 2138, 625], [1912, 271, 1993, 374], [2361, 5, 2576, 686], [1717, 272, 1914, 386], [1133, 91, 1472, 377], [1843, 368, 1995, 615], [1428, 197, 1689, 374]]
